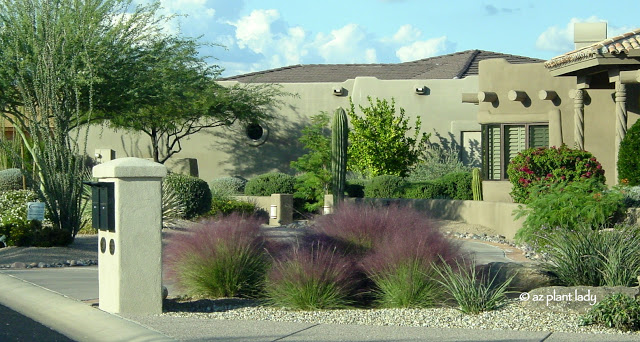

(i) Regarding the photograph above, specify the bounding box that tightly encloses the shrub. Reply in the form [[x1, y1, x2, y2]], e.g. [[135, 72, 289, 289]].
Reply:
[[208, 197, 258, 218], [616, 185, 640, 208], [434, 258, 512, 314], [293, 172, 326, 213], [265, 242, 356, 310], [438, 172, 473, 200], [514, 180, 625, 249], [507, 145, 605, 203], [164, 214, 269, 298], [618, 119, 640, 186], [364, 175, 406, 198], [164, 173, 212, 220], [0, 168, 26, 191], [0, 189, 39, 224], [208, 176, 247, 198], [244, 172, 295, 196], [401, 181, 445, 199], [542, 225, 640, 287], [345, 179, 368, 198], [581, 293, 640, 331]]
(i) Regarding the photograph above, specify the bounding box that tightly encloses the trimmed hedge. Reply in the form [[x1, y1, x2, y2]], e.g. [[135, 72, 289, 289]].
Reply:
[[618, 119, 640, 186], [164, 173, 212, 219], [345, 179, 368, 198], [400, 172, 472, 200], [364, 175, 406, 198], [209, 176, 247, 197], [244, 172, 295, 196]]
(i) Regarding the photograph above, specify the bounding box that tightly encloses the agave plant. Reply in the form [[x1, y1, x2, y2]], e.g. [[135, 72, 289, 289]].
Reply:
[[162, 181, 186, 227]]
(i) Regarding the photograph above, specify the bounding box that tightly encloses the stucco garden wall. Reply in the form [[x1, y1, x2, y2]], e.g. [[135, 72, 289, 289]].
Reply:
[[82, 76, 480, 182]]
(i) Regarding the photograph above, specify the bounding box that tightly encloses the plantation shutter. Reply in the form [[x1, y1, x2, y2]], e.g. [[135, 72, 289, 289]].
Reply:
[[487, 125, 501, 180], [504, 125, 526, 175], [528, 125, 549, 148]]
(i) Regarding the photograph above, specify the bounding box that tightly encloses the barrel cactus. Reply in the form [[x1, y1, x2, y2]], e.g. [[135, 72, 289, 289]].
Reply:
[[331, 107, 348, 205]]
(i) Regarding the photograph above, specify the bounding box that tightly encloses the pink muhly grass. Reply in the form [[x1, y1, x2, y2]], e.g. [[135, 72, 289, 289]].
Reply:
[[265, 241, 357, 310], [164, 214, 268, 298]]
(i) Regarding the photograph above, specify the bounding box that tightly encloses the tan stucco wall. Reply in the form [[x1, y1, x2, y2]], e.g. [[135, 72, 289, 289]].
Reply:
[[478, 58, 640, 201], [83, 76, 480, 182]]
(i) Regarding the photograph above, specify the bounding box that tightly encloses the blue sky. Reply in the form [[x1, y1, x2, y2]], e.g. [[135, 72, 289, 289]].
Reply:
[[141, 0, 639, 77]]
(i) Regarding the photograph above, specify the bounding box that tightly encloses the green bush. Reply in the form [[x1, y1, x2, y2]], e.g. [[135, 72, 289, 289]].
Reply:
[[209, 197, 257, 218], [0, 168, 26, 191], [244, 172, 295, 196], [0, 189, 39, 223], [208, 176, 247, 197], [367, 259, 442, 308], [164, 173, 212, 220], [438, 172, 473, 200], [434, 258, 513, 314], [618, 119, 640, 186], [507, 145, 605, 203], [345, 179, 368, 198], [293, 172, 326, 213], [364, 175, 406, 198], [402, 181, 445, 199], [581, 293, 640, 331], [514, 180, 625, 249], [542, 225, 640, 287]]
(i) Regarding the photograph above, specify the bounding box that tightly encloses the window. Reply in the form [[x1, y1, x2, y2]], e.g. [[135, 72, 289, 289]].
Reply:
[[482, 123, 548, 180]]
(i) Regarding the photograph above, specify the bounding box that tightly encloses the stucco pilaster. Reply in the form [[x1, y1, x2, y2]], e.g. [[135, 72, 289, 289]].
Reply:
[[615, 81, 627, 183], [572, 89, 585, 150]]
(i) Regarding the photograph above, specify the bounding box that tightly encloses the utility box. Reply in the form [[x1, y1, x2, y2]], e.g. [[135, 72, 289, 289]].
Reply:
[[92, 157, 167, 315]]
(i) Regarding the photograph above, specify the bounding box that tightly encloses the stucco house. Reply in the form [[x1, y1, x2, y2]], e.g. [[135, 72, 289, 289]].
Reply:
[[82, 50, 540, 181], [479, 23, 640, 202]]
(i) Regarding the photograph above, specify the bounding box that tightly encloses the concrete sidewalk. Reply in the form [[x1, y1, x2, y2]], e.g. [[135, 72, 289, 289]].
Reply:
[[1, 242, 639, 341]]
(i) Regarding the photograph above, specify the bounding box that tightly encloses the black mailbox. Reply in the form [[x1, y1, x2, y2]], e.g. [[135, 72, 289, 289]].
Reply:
[[83, 181, 115, 232]]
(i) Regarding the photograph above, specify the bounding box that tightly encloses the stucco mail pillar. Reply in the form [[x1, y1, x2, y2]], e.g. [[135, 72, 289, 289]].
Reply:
[[571, 89, 585, 150], [92, 157, 167, 314], [615, 81, 627, 183]]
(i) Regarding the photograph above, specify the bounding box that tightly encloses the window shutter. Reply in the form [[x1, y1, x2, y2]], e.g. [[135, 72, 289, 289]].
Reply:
[[487, 125, 501, 180], [504, 125, 526, 176], [529, 125, 549, 148]]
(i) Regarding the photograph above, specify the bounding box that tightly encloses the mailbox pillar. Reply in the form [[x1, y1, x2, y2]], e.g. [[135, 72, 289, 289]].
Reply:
[[92, 157, 167, 314]]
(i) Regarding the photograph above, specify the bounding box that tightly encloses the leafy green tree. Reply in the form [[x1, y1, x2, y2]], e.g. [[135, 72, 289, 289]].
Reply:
[[347, 97, 429, 177], [290, 112, 331, 212], [107, 35, 289, 163]]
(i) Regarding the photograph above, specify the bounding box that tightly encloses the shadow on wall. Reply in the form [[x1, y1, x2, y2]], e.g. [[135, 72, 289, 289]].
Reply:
[[427, 131, 481, 169], [208, 113, 310, 178]]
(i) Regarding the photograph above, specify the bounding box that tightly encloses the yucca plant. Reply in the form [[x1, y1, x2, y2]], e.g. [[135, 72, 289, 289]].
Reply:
[[433, 257, 513, 314], [162, 181, 186, 227]]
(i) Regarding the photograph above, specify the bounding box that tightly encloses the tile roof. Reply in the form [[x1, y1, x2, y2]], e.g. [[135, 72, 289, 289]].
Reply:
[[545, 28, 640, 69], [220, 50, 543, 83]]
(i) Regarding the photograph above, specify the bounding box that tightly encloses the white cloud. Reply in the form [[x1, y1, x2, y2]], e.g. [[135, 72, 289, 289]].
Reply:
[[395, 36, 453, 62], [392, 24, 422, 44], [231, 9, 280, 54], [315, 24, 377, 63]]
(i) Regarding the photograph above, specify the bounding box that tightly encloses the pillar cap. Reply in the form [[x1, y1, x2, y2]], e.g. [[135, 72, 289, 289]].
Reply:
[[93, 157, 167, 179]]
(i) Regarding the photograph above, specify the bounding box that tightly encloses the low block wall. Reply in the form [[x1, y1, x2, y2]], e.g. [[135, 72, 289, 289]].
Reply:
[[233, 194, 293, 226], [351, 198, 525, 239]]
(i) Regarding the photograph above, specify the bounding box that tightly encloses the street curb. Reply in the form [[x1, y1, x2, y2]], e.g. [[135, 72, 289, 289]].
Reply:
[[0, 272, 175, 342]]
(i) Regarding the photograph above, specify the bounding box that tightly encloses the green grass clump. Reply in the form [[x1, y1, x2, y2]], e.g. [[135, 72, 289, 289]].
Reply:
[[433, 258, 512, 314], [367, 259, 441, 308]]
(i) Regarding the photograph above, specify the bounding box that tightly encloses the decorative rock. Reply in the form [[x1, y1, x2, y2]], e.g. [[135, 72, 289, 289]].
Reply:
[[29, 262, 38, 268], [162, 286, 169, 300], [38, 262, 47, 268], [479, 262, 557, 292], [522, 286, 640, 314], [69, 260, 77, 266], [11, 262, 26, 269]]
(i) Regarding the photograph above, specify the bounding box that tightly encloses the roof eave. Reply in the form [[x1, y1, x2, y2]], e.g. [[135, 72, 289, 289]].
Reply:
[[546, 53, 640, 76]]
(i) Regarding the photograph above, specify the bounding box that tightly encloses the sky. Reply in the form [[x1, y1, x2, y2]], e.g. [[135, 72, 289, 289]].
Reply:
[[138, 0, 640, 78]]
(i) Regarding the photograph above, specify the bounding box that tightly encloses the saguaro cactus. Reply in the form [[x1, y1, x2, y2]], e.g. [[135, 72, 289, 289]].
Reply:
[[331, 107, 348, 206], [472, 168, 482, 201]]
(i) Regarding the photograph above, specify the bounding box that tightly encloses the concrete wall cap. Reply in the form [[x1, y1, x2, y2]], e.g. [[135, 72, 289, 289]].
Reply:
[[93, 157, 167, 179]]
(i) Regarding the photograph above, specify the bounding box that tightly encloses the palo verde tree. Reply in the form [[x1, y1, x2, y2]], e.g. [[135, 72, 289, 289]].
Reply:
[[347, 97, 429, 178], [0, 0, 176, 240], [107, 35, 289, 163]]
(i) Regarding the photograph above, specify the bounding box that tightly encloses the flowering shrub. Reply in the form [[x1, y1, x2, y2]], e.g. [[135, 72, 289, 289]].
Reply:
[[506, 145, 605, 203]]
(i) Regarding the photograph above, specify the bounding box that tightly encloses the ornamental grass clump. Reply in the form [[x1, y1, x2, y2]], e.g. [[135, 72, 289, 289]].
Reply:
[[164, 214, 269, 298], [361, 223, 461, 308], [433, 258, 513, 314], [265, 242, 357, 310], [542, 225, 640, 287]]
